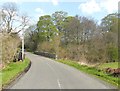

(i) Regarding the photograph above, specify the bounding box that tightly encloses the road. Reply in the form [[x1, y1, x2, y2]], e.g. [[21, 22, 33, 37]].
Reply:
[[11, 52, 115, 89]]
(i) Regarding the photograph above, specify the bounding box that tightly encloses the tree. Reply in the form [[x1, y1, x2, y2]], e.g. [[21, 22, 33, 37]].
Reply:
[[24, 25, 38, 51], [0, 2, 29, 34], [62, 16, 73, 44], [101, 13, 118, 33], [100, 13, 119, 62], [25, 15, 59, 53], [37, 15, 58, 41], [52, 11, 68, 32], [1, 2, 29, 65], [24, 11, 119, 65]]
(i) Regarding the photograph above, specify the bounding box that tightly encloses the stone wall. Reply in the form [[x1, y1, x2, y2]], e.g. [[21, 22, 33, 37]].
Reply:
[[34, 51, 57, 59]]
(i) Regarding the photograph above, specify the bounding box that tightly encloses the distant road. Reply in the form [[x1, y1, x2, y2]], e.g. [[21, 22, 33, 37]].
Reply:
[[11, 52, 115, 89]]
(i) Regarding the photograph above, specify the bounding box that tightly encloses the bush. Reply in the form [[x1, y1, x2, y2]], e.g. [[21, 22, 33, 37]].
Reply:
[[107, 45, 118, 62], [2, 33, 20, 65]]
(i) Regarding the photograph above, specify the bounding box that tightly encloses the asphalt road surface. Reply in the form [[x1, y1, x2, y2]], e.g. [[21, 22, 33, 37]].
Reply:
[[11, 52, 115, 89]]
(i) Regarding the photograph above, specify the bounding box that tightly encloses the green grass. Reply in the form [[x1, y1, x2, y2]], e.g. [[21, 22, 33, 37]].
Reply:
[[1, 58, 30, 87], [98, 62, 119, 69], [57, 59, 119, 87]]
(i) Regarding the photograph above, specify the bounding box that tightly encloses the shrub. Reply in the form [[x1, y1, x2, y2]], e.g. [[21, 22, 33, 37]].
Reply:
[[2, 33, 20, 66]]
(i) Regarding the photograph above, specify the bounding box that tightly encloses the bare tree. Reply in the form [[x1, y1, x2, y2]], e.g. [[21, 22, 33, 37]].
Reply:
[[0, 2, 29, 34]]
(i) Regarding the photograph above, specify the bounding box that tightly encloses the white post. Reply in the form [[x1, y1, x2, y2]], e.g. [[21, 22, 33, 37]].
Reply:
[[22, 33, 24, 60], [56, 55, 57, 60]]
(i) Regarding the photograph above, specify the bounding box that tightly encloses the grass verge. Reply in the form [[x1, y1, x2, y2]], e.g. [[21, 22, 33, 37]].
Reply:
[[98, 62, 118, 69], [1, 58, 30, 88], [57, 59, 119, 87]]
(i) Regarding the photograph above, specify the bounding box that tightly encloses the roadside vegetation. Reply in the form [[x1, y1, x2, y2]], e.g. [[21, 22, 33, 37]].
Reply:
[[98, 62, 118, 69], [24, 6, 119, 87], [0, 2, 30, 89], [0, 2, 29, 67], [25, 11, 119, 65], [0, 2, 119, 88], [57, 59, 119, 87], [1, 58, 30, 88]]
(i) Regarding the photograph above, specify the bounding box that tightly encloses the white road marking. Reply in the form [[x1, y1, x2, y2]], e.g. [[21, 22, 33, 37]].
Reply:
[[57, 79, 62, 89], [46, 62, 62, 89]]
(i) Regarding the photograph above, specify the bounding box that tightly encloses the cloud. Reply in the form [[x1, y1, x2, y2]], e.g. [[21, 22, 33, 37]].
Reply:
[[34, 7, 46, 21], [35, 8, 44, 13], [51, 0, 58, 6], [78, 0, 101, 14], [34, 13, 46, 21], [100, 0, 120, 13], [79, 0, 120, 14]]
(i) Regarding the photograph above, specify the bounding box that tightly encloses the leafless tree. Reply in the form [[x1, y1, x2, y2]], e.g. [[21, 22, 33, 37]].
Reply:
[[0, 2, 29, 34]]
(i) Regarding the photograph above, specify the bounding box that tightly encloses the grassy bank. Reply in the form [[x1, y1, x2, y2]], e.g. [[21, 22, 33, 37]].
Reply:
[[57, 59, 119, 87], [98, 62, 118, 69], [1, 58, 30, 87]]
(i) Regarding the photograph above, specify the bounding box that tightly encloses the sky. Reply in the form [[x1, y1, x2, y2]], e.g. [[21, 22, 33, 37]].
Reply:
[[0, 0, 120, 25]]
